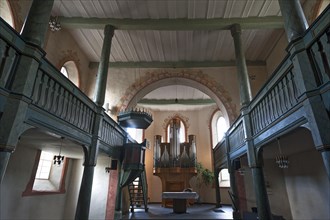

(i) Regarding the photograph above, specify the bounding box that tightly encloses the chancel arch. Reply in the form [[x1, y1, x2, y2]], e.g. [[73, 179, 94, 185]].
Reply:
[[119, 70, 238, 124]]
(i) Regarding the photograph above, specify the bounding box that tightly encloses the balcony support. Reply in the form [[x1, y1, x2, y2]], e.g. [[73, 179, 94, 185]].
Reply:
[[214, 167, 221, 208], [231, 23, 272, 219], [278, 0, 308, 42], [114, 160, 123, 220], [288, 35, 330, 181], [74, 163, 95, 220], [94, 25, 115, 107], [75, 108, 103, 220], [21, 0, 54, 47], [244, 110, 272, 220]]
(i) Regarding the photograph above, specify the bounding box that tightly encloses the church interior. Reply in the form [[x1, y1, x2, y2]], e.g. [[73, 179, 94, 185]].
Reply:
[[0, 0, 329, 219]]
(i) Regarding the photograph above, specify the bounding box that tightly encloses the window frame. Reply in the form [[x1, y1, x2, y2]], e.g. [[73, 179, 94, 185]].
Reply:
[[22, 150, 69, 196], [219, 168, 230, 188]]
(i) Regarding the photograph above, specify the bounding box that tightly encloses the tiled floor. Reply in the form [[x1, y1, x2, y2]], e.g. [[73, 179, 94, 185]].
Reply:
[[122, 204, 233, 219]]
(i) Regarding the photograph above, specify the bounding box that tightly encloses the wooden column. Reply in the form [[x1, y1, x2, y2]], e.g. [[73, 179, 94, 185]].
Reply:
[[278, 0, 308, 42]]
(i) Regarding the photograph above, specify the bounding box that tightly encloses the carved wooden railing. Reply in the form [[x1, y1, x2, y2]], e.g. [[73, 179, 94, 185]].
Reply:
[[0, 17, 126, 150], [32, 59, 97, 134], [213, 6, 330, 168], [228, 117, 245, 153]]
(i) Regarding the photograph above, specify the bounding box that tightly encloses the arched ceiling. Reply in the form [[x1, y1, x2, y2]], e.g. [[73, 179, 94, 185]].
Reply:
[[137, 85, 216, 112]]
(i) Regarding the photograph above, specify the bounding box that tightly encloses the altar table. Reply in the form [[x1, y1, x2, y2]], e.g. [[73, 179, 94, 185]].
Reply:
[[162, 192, 198, 213]]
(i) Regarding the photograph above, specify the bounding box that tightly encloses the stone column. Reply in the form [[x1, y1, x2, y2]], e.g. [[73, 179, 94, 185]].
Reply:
[[214, 167, 221, 208], [94, 25, 115, 107], [230, 24, 252, 108], [21, 0, 54, 47], [278, 0, 308, 42]]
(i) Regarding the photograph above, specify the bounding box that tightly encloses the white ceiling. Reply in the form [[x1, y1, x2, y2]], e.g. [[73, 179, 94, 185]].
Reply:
[[54, 0, 283, 63], [137, 85, 216, 111], [48, 0, 322, 111]]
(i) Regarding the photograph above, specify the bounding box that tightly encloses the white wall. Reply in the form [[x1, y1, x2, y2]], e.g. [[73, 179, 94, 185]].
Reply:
[[89, 157, 110, 219], [0, 144, 71, 220], [63, 159, 83, 219], [263, 159, 292, 219], [284, 149, 330, 220]]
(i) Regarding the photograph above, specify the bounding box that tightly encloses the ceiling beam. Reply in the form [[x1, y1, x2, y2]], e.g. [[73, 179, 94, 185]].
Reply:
[[59, 16, 284, 30], [138, 99, 216, 105], [89, 60, 265, 69]]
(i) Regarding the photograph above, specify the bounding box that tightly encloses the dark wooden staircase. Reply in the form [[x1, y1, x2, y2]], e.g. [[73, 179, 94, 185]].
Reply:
[[128, 169, 148, 212]]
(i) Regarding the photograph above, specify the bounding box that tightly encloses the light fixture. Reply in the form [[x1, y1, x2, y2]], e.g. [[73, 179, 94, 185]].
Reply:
[[54, 137, 65, 166], [105, 156, 111, 173], [275, 138, 289, 168], [49, 1, 62, 32], [49, 16, 61, 31]]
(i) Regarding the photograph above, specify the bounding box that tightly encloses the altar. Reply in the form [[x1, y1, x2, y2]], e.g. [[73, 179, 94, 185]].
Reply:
[[162, 192, 198, 213]]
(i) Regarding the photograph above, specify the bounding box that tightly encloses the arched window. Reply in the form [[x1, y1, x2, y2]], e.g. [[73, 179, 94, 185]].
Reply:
[[60, 61, 79, 87], [211, 110, 229, 148], [0, 0, 14, 28], [166, 118, 186, 143], [216, 116, 227, 142], [60, 66, 68, 78]]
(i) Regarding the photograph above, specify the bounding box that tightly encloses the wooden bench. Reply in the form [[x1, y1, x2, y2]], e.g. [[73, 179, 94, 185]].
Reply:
[[162, 192, 198, 213]]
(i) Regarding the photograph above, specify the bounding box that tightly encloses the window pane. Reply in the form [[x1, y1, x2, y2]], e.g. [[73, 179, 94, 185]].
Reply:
[[179, 121, 185, 143], [216, 117, 227, 142], [60, 66, 68, 78], [35, 151, 53, 180]]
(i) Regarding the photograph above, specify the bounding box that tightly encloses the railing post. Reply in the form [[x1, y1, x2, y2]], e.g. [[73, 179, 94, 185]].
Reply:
[[0, 0, 53, 184]]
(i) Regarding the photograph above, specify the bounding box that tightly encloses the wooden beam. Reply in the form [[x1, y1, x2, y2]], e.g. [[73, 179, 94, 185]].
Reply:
[[59, 16, 284, 30], [89, 60, 265, 69], [138, 99, 216, 105]]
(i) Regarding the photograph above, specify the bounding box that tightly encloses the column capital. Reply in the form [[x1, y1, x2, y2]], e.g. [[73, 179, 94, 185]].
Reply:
[[104, 25, 115, 37], [230, 23, 242, 37]]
